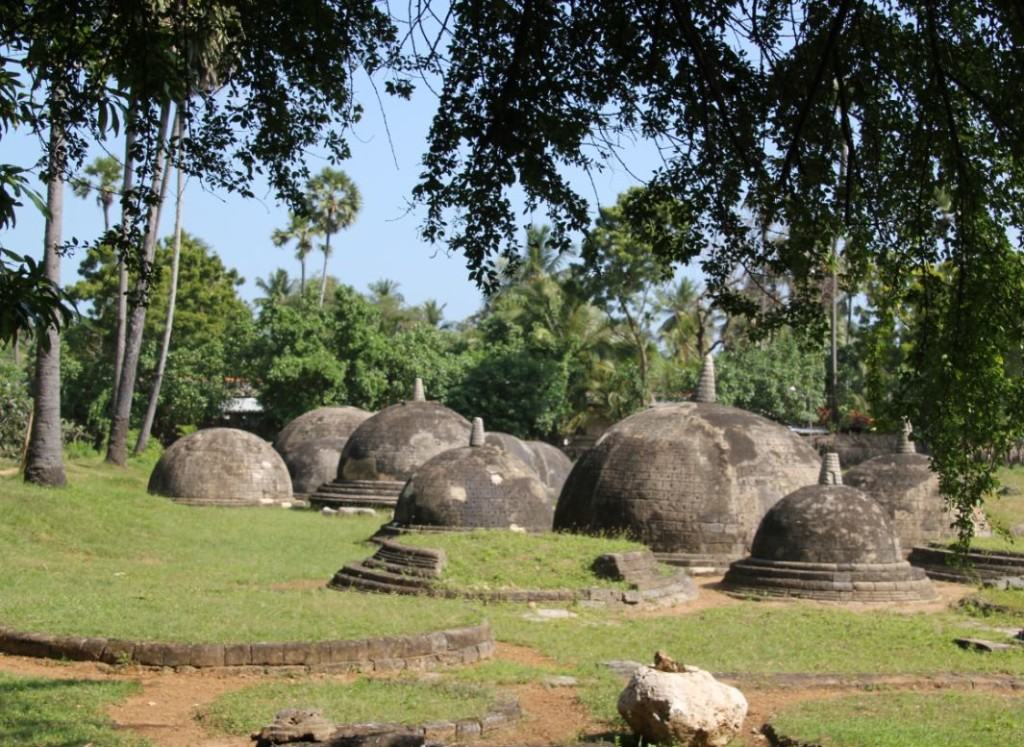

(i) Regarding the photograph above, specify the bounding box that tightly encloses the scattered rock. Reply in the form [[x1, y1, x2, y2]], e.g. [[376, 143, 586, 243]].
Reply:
[[521, 608, 577, 622], [1012, 523, 1024, 538], [336, 507, 378, 516], [253, 708, 335, 744], [542, 675, 578, 687], [999, 484, 1021, 496], [603, 660, 644, 677], [618, 665, 747, 747], [954, 637, 1016, 653], [321, 507, 338, 515]]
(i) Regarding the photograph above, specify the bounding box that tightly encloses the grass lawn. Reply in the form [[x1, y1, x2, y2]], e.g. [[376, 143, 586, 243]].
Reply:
[[983, 466, 1024, 546], [0, 455, 480, 643], [398, 530, 645, 590], [199, 677, 496, 735], [0, 672, 143, 746], [768, 691, 1024, 747], [484, 602, 1024, 723]]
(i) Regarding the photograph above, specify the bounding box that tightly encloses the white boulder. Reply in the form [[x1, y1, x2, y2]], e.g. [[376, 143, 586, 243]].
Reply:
[[617, 664, 747, 747]]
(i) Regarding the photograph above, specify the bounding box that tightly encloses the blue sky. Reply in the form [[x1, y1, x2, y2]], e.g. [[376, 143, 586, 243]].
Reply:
[[0, 75, 667, 323]]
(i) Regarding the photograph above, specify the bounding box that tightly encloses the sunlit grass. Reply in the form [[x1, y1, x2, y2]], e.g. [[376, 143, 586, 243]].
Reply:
[[0, 455, 480, 642]]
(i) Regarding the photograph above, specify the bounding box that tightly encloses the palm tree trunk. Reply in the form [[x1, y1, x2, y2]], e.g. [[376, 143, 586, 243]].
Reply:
[[134, 111, 184, 456], [299, 256, 306, 294], [113, 119, 137, 411], [24, 107, 67, 486], [318, 234, 331, 307], [106, 101, 173, 466]]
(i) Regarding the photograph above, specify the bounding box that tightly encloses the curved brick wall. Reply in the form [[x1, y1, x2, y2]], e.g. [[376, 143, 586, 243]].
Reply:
[[0, 622, 493, 671]]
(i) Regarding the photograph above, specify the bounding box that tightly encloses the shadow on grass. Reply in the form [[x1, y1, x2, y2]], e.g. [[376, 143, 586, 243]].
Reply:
[[0, 675, 142, 746]]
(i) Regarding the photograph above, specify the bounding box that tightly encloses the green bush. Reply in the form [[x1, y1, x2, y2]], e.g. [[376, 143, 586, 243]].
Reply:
[[0, 356, 30, 458]]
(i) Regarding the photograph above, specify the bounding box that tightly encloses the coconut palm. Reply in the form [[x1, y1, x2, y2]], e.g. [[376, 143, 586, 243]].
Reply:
[[656, 277, 716, 364], [255, 269, 295, 305], [271, 212, 318, 294], [71, 155, 121, 232], [307, 168, 361, 307]]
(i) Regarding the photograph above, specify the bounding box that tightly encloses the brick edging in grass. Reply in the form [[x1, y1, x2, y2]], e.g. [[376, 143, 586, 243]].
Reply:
[[254, 698, 521, 747], [0, 621, 494, 671]]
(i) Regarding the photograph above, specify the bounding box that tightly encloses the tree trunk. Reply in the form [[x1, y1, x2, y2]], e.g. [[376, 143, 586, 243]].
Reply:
[[299, 255, 306, 294], [24, 110, 67, 486], [106, 102, 173, 466], [134, 111, 184, 456], [113, 122, 137, 411], [828, 140, 848, 431], [318, 233, 331, 307]]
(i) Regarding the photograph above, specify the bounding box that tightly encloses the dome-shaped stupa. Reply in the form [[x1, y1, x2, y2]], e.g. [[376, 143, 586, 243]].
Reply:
[[484, 431, 537, 471], [722, 453, 936, 601], [274, 406, 372, 495], [526, 440, 573, 496], [554, 354, 820, 571], [387, 418, 554, 532], [843, 421, 956, 550], [308, 379, 471, 509], [148, 427, 292, 506]]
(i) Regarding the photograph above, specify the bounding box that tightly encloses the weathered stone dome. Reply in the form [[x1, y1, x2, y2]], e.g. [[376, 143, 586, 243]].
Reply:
[[526, 440, 573, 496], [484, 431, 537, 471], [722, 453, 936, 602], [308, 379, 471, 509], [554, 356, 820, 570], [843, 424, 954, 550], [390, 418, 554, 531], [148, 427, 292, 506], [273, 406, 372, 495]]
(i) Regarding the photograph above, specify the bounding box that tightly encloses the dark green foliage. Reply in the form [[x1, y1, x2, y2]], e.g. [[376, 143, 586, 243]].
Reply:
[[415, 1, 1024, 537], [0, 354, 30, 458], [717, 328, 827, 426], [63, 233, 251, 444]]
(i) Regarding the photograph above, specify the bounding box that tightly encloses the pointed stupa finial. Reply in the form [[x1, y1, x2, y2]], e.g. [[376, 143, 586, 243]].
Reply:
[[898, 419, 917, 455], [412, 377, 425, 402], [470, 417, 485, 447], [695, 353, 716, 403], [819, 452, 843, 486]]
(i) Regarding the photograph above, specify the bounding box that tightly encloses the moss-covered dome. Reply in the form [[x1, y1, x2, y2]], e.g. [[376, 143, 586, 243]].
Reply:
[[722, 453, 936, 602], [149, 428, 292, 506], [554, 357, 820, 569], [273, 406, 372, 494], [391, 418, 554, 531]]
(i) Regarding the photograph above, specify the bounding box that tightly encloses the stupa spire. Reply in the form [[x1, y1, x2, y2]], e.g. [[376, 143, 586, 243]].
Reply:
[[470, 417, 486, 447], [898, 419, 917, 455], [819, 452, 843, 486], [412, 377, 425, 402], [695, 353, 716, 403]]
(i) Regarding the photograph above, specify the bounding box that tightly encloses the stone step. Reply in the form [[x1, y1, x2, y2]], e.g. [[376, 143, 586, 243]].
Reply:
[[331, 562, 433, 592], [363, 556, 440, 579]]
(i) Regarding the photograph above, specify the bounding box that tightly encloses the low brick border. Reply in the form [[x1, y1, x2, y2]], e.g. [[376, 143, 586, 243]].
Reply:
[[909, 543, 1024, 582], [254, 698, 521, 747], [0, 622, 493, 671]]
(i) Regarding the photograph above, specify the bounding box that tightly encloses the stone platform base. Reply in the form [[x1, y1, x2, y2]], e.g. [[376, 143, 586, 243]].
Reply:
[[909, 543, 1024, 583], [331, 541, 697, 607], [308, 479, 406, 510], [722, 558, 937, 602], [654, 551, 738, 576]]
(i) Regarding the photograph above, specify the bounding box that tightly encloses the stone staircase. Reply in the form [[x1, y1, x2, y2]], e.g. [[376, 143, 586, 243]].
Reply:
[[308, 479, 407, 510], [329, 541, 445, 594]]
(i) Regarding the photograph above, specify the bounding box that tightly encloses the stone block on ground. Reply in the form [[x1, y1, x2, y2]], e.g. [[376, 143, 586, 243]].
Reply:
[[617, 664, 747, 747], [253, 708, 335, 744]]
